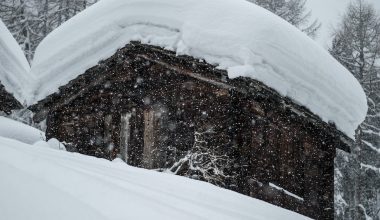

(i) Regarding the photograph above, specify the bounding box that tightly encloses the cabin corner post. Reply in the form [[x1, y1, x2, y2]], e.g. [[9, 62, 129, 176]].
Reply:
[[303, 137, 335, 219]]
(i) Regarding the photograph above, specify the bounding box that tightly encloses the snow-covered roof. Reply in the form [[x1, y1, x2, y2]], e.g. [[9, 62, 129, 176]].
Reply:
[[29, 0, 367, 138], [0, 19, 31, 103], [0, 136, 311, 220]]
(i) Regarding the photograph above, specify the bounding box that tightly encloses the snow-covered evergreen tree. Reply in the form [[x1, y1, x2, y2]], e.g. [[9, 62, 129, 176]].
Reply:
[[0, 0, 39, 62], [330, 0, 380, 219], [247, 0, 321, 38]]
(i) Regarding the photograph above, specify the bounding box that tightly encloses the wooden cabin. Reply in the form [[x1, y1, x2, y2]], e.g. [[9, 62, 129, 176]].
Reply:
[[30, 42, 353, 219], [0, 82, 22, 114]]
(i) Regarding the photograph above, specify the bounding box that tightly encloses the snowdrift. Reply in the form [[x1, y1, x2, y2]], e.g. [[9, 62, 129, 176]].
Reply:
[[0, 116, 44, 144], [0, 136, 310, 220], [0, 19, 31, 103], [29, 0, 367, 138]]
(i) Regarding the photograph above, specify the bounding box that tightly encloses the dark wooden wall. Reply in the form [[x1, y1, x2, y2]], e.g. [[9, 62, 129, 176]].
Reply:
[[0, 82, 22, 114], [42, 42, 340, 219]]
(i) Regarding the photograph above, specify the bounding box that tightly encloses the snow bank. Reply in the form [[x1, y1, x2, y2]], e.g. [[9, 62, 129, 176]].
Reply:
[[0, 19, 31, 103], [30, 0, 367, 138], [33, 138, 66, 151], [0, 136, 310, 220], [0, 116, 44, 144]]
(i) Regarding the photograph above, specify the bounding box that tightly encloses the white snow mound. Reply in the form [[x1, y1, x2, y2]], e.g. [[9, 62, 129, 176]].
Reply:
[[0, 19, 31, 103], [0, 136, 310, 220], [30, 0, 367, 138], [0, 116, 44, 144]]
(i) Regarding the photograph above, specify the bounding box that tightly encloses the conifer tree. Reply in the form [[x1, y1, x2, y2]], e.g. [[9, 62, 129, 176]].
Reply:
[[330, 0, 380, 219], [0, 0, 98, 63], [247, 0, 321, 38]]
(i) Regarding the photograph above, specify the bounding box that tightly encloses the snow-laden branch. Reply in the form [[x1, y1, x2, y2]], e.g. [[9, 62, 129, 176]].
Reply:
[[163, 131, 235, 187]]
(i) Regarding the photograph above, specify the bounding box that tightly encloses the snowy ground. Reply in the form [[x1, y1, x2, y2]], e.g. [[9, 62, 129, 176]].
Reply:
[[0, 135, 310, 220]]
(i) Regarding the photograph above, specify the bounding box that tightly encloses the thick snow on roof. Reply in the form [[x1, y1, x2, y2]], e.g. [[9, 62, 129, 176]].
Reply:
[[30, 0, 367, 138], [0, 136, 310, 220], [0, 19, 31, 103]]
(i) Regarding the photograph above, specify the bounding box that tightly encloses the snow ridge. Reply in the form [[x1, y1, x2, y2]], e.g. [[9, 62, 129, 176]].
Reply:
[[0, 19, 32, 104], [0, 116, 44, 144]]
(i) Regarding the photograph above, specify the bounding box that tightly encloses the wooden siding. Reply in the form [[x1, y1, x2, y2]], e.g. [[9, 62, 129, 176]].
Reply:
[[35, 42, 347, 219], [0, 82, 22, 113]]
